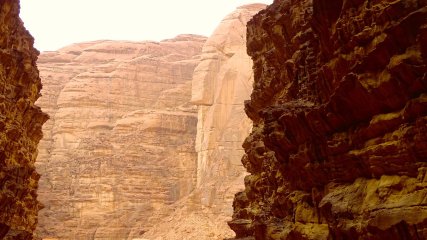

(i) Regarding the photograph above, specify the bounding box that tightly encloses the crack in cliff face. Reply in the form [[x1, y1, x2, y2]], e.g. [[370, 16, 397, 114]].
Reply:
[[230, 0, 427, 239], [0, 0, 48, 239]]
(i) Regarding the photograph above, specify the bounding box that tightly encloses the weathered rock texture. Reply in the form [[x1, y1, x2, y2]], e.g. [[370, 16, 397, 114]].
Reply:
[[35, 35, 206, 239], [0, 0, 48, 239], [127, 4, 267, 240], [230, 0, 427, 239]]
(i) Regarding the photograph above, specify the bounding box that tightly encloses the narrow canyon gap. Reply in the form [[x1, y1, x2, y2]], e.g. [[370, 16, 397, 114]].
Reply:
[[140, 4, 265, 239], [35, 4, 266, 240], [230, 0, 427, 239]]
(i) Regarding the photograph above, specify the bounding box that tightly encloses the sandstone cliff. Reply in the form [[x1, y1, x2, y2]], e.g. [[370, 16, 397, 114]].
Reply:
[[134, 4, 267, 240], [230, 0, 427, 239], [35, 35, 206, 239], [0, 0, 48, 239]]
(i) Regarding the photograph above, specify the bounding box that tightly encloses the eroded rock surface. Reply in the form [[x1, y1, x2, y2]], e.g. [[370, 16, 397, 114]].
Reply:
[[0, 0, 48, 239], [35, 35, 206, 239], [230, 0, 427, 239]]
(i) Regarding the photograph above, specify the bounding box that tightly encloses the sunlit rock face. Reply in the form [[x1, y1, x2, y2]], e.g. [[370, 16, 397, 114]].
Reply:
[[230, 0, 427, 239], [0, 0, 49, 239], [134, 4, 267, 240], [35, 35, 206, 239]]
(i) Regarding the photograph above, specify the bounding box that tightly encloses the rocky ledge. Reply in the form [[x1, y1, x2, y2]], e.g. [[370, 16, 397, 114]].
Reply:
[[230, 0, 427, 239]]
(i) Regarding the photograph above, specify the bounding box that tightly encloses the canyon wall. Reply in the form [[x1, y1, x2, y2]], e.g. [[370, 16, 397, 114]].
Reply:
[[136, 4, 266, 240], [36, 4, 269, 239], [0, 0, 48, 239], [35, 35, 206, 239], [230, 0, 427, 239]]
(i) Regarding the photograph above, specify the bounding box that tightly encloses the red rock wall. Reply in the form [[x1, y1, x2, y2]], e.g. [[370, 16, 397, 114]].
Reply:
[[230, 0, 427, 239], [0, 0, 48, 239], [35, 36, 205, 239]]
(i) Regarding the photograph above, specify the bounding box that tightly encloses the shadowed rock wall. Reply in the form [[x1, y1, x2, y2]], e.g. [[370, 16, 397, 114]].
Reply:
[[230, 0, 427, 239], [0, 0, 48, 239]]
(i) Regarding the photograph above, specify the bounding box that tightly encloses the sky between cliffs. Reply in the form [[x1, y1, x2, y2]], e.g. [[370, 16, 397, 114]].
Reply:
[[20, 0, 273, 52]]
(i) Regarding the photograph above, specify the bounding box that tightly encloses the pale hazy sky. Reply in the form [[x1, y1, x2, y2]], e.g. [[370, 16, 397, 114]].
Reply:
[[20, 0, 273, 52]]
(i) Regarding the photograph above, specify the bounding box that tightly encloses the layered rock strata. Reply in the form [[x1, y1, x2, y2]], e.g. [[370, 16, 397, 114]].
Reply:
[[0, 0, 48, 239], [35, 35, 206, 239], [230, 0, 427, 239], [127, 4, 268, 240]]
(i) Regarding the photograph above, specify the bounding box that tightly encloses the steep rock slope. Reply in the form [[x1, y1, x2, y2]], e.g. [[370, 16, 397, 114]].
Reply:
[[0, 0, 48, 239], [128, 4, 267, 240], [230, 0, 427, 239], [35, 35, 206, 239]]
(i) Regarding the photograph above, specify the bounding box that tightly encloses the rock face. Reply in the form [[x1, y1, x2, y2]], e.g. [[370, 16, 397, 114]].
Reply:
[[135, 4, 266, 240], [35, 35, 206, 239], [230, 0, 427, 239], [192, 3, 264, 199], [0, 0, 48, 239]]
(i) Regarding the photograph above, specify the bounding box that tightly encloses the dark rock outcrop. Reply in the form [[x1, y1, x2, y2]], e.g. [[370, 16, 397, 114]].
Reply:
[[0, 0, 48, 239], [230, 0, 427, 239]]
